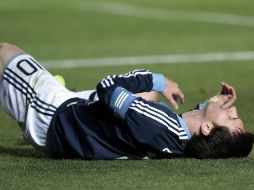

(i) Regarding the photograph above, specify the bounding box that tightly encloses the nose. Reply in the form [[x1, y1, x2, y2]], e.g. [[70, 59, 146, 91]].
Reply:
[[239, 119, 245, 133]]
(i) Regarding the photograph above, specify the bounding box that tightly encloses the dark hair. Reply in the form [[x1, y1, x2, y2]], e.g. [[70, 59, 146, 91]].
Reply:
[[184, 126, 254, 159]]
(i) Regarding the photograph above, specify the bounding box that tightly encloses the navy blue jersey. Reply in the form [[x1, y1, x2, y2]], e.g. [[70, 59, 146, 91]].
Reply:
[[47, 69, 191, 159]]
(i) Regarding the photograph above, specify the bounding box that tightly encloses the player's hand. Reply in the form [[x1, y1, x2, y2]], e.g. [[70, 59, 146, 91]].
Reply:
[[220, 82, 236, 108], [162, 78, 184, 109], [209, 82, 236, 108]]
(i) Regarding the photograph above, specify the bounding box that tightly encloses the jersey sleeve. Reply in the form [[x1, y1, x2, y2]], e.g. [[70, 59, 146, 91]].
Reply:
[[96, 69, 166, 106]]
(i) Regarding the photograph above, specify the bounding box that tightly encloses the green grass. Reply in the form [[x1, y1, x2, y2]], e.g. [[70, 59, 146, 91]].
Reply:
[[1, 0, 254, 189], [1, 158, 254, 190]]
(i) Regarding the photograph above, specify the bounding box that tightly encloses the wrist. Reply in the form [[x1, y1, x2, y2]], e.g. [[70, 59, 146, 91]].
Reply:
[[209, 95, 220, 103], [152, 74, 166, 92]]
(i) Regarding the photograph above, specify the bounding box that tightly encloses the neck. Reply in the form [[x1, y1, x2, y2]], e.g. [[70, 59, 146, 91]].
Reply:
[[182, 109, 205, 135]]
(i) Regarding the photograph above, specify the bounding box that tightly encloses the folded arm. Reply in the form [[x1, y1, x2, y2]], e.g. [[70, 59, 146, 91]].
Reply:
[[96, 69, 187, 156], [96, 69, 184, 112]]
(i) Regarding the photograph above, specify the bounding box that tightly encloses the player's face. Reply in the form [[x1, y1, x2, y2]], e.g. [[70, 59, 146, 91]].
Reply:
[[205, 102, 245, 134]]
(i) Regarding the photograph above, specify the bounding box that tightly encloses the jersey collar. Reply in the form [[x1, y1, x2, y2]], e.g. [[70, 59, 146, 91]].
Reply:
[[177, 115, 192, 140]]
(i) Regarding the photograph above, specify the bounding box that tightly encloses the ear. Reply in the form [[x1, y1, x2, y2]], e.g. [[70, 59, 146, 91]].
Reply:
[[200, 121, 214, 136]]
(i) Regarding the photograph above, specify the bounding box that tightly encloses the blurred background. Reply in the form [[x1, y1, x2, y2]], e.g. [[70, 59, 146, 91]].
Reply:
[[1, 0, 254, 59], [1, 1, 254, 189], [1, 0, 254, 127]]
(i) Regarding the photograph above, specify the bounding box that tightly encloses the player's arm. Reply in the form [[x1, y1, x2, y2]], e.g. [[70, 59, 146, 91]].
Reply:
[[96, 69, 187, 155], [96, 69, 154, 105], [135, 91, 159, 102], [96, 69, 184, 109], [75, 89, 160, 102]]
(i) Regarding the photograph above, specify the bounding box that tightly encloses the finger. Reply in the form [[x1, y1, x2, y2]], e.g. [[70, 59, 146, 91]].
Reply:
[[221, 82, 226, 88], [173, 94, 184, 105], [220, 82, 229, 95], [177, 91, 185, 104], [221, 96, 235, 108], [224, 87, 236, 101], [168, 96, 179, 110], [221, 82, 236, 95], [230, 86, 236, 98], [221, 82, 233, 95], [217, 95, 230, 107], [222, 100, 234, 109]]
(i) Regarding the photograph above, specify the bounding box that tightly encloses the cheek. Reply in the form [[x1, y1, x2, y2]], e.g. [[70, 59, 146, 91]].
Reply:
[[213, 113, 228, 126]]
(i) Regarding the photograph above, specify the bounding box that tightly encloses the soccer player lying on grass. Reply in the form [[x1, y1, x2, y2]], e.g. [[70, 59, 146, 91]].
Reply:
[[0, 43, 253, 159]]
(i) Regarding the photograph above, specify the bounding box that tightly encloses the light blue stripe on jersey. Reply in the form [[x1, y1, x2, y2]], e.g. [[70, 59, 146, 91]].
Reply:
[[177, 115, 192, 140], [198, 99, 209, 110], [110, 87, 137, 119], [152, 74, 165, 92]]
